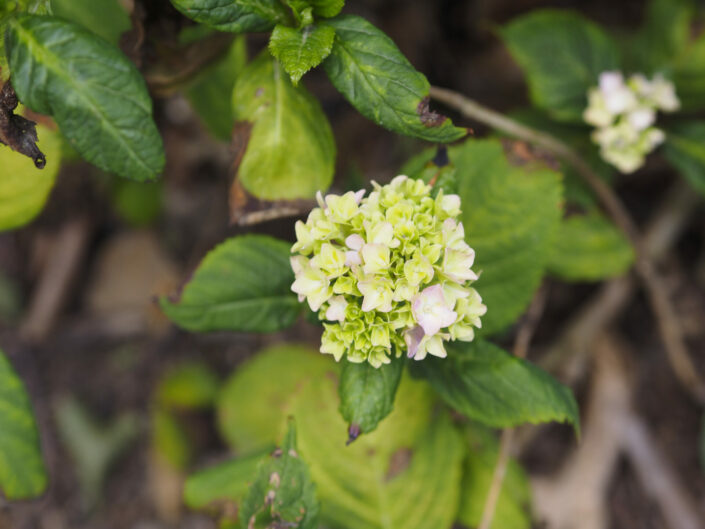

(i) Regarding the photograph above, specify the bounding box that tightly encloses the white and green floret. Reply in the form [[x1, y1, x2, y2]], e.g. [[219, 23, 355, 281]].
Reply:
[[291, 175, 486, 368], [583, 71, 679, 173]]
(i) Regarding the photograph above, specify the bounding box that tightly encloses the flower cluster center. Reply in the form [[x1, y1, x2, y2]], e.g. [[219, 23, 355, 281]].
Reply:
[[290, 175, 486, 368]]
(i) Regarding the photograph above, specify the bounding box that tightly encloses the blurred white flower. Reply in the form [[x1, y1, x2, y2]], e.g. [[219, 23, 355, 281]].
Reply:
[[584, 71, 680, 173]]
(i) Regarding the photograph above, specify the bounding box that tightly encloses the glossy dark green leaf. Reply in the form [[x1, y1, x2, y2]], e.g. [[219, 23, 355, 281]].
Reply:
[[50, 0, 130, 45], [664, 121, 705, 195], [170, 0, 290, 33], [500, 9, 620, 122], [547, 212, 634, 281], [0, 0, 51, 79], [239, 421, 319, 529], [269, 23, 335, 85], [338, 355, 403, 440], [411, 339, 579, 431], [6, 15, 165, 180], [322, 15, 466, 143], [232, 52, 335, 199], [0, 348, 47, 499], [161, 235, 301, 333]]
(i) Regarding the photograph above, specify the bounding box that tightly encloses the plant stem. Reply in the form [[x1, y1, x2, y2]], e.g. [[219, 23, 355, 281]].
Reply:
[[477, 288, 547, 529], [430, 85, 705, 405]]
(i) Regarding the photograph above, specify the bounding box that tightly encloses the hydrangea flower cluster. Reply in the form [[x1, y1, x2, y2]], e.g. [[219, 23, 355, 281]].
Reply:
[[583, 71, 680, 173], [290, 176, 486, 368]]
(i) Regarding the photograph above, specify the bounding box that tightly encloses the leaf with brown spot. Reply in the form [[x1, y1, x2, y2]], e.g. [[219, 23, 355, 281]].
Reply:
[[0, 81, 45, 168], [322, 15, 466, 143], [416, 96, 448, 128]]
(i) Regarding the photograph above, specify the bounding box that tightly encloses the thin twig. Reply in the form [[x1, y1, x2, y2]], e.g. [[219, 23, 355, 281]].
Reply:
[[20, 218, 92, 341], [478, 428, 515, 529], [477, 290, 547, 529], [430, 86, 705, 404]]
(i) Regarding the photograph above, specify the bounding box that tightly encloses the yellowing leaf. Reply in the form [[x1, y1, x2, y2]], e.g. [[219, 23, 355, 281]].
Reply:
[[0, 121, 61, 231], [232, 52, 335, 200], [292, 375, 463, 529]]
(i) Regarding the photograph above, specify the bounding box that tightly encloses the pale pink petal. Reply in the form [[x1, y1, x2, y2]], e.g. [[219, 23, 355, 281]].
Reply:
[[412, 284, 458, 336], [345, 251, 362, 266], [404, 326, 425, 359], [345, 234, 364, 250]]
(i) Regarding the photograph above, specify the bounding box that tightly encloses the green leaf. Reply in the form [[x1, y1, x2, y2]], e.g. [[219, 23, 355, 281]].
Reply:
[[307, 0, 343, 18], [547, 212, 634, 281], [269, 23, 335, 85], [624, 0, 694, 74], [458, 426, 531, 529], [338, 354, 403, 440], [170, 0, 290, 33], [216, 344, 463, 529], [232, 52, 335, 199], [663, 121, 705, 195], [184, 450, 268, 510], [673, 35, 705, 111], [0, 348, 47, 499], [500, 9, 620, 122], [292, 375, 463, 529], [6, 15, 165, 181], [411, 339, 579, 431], [455, 139, 563, 335], [160, 235, 301, 333], [239, 421, 319, 529], [1, 0, 51, 80], [156, 362, 220, 410], [218, 345, 333, 454], [0, 121, 62, 231], [50, 0, 130, 45], [322, 15, 466, 143], [186, 36, 247, 141]]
